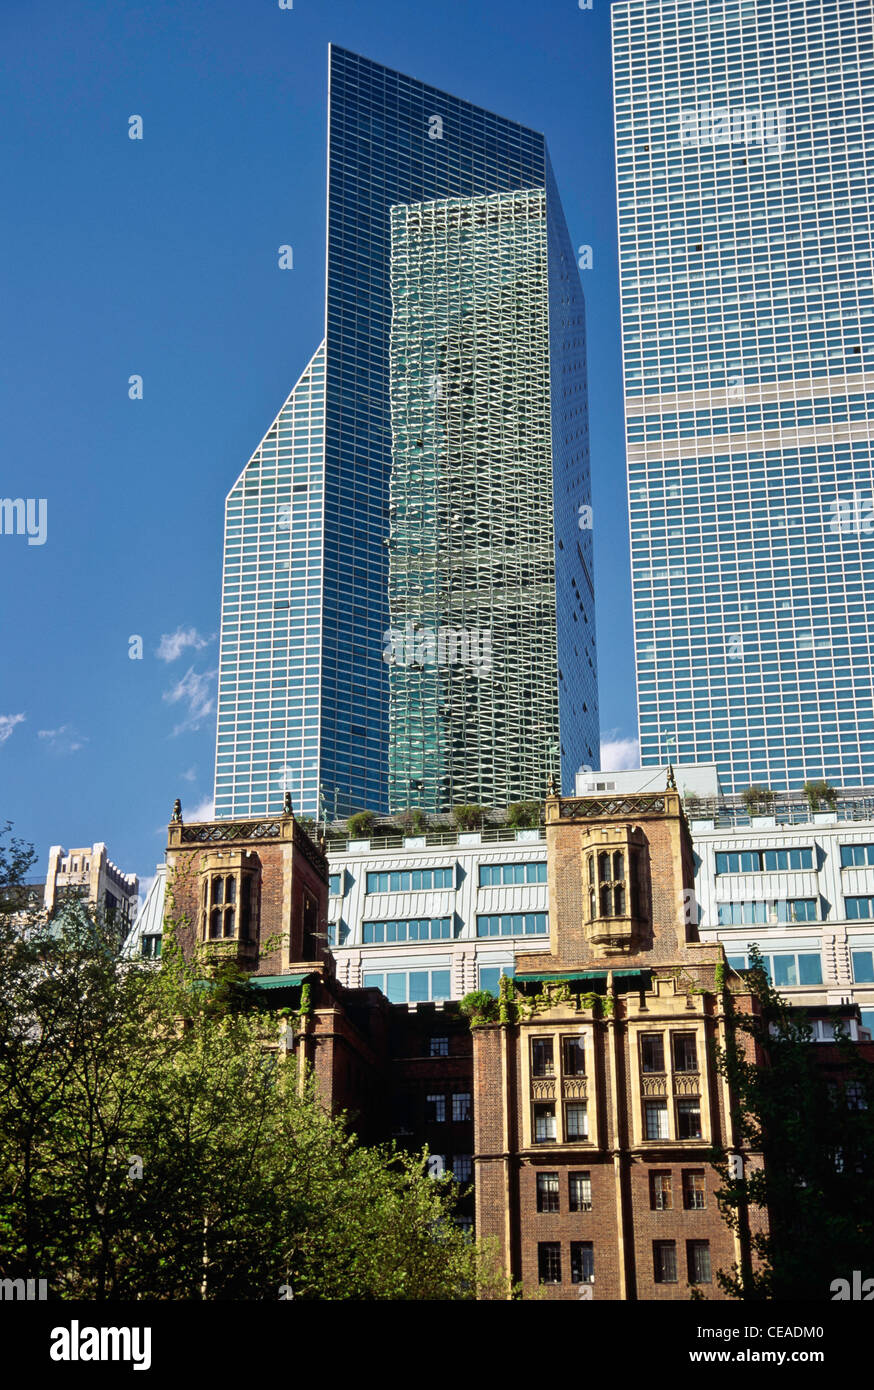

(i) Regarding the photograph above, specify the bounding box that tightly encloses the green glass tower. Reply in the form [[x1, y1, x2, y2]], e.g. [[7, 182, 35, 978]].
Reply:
[[386, 189, 561, 810]]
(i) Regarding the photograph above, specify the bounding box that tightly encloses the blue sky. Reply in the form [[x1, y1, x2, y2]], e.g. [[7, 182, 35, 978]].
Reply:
[[0, 0, 637, 896]]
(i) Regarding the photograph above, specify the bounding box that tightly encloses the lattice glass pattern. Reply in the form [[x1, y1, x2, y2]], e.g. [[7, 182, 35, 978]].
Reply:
[[215, 344, 325, 819], [614, 0, 874, 793], [387, 190, 559, 810]]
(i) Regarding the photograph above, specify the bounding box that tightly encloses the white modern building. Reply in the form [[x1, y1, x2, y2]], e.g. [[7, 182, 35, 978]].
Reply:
[[693, 813, 874, 1037], [329, 827, 548, 1001], [579, 762, 874, 1035]]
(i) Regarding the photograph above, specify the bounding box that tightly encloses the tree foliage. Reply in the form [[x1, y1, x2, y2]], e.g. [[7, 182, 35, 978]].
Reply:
[[0, 827, 504, 1300], [711, 948, 874, 1300]]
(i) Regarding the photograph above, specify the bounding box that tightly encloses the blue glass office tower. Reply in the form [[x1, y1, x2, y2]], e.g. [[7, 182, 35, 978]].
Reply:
[[613, 0, 874, 793], [215, 47, 598, 820]]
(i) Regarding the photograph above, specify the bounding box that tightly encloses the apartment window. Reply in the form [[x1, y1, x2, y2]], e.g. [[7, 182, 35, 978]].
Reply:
[[205, 873, 237, 940], [363, 916, 453, 943], [479, 964, 513, 993], [536, 1172, 560, 1213], [846, 1081, 867, 1112], [718, 899, 819, 925], [641, 1033, 665, 1072], [562, 1036, 586, 1076], [538, 1242, 562, 1284], [425, 1094, 446, 1124], [534, 1103, 556, 1144], [645, 1100, 669, 1140], [687, 1240, 712, 1284], [852, 950, 874, 983], [452, 1092, 472, 1123], [565, 1103, 588, 1141], [302, 891, 318, 955], [676, 1098, 702, 1140], [477, 912, 547, 937], [840, 844, 874, 867], [570, 1241, 594, 1285], [653, 1240, 678, 1284], [683, 1170, 706, 1210], [672, 1033, 698, 1072], [588, 847, 633, 919], [568, 1172, 592, 1212], [140, 936, 161, 959], [479, 861, 547, 886], [366, 867, 453, 893], [452, 1155, 472, 1183], [532, 1038, 555, 1077], [650, 1171, 673, 1210], [429, 1036, 449, 1057], [716, 848, 813, 873], [362, 969, 451, 1002], [328, 873, 342, 896]]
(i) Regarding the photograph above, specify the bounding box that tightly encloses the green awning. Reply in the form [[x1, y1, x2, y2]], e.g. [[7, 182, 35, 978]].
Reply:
[[514, 971, 607, 984], [248, 972, 313, 991], [514, 969, 650, 984]]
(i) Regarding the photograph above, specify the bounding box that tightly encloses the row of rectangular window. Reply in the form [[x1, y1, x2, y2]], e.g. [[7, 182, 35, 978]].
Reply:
[[532, 1036, 586, 1078], [329, 861, 547, 895], [717, 899, 818, 924], [537, 1242, 593, 1285], [344, 916, 547, 944], [539, 1237, 711, 1287], [715, 847, 814, 873], [640, 1031, 698, 1073], [725, 952, 823, 987], [534, 1102, 588, 1143], [424, 1093, 471, 1124], [535, 1169, 705, 1213], [645, 1098, 702, 1141]]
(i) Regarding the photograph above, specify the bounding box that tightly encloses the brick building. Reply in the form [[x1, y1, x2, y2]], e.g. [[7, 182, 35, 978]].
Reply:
[[163, 799, 475, 1162], [146, 785, 873, 1299], [471, 781, 768, 1300]]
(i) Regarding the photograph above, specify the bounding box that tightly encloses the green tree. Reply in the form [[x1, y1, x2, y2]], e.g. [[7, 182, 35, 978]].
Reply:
[[741, 785, 775, 815], [711, 948, 874, 1300], [0, 828, 505, 1300], [506, 802, 541, 830], [451, 805, 484, 831], [802, 779, 838, 812], [347, 811, 376, 838]]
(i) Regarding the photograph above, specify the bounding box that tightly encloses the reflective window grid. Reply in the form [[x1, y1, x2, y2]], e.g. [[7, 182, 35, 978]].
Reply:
[[613, 0, 874, 792]]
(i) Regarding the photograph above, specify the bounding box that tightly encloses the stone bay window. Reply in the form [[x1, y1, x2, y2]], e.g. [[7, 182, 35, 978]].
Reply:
[[198, 851, 260, 953]]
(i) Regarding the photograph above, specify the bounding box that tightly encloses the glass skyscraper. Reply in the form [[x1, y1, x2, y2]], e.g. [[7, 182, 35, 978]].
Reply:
[[613, 0, 874, 793], [215, 46, 598, 821]]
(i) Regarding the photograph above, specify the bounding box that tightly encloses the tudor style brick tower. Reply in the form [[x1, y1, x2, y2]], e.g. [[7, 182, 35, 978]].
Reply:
[[164, 797, 393, 1133], [472, 777, 767, 1300]]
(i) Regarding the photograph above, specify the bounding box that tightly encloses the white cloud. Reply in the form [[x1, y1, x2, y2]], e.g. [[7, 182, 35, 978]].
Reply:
[[162, 667, 217, 735], [156, 627, 211, 663], [187, 795, 215, 822], [38, 724, 87, 754], [180, 766, 197, 782], [0, 713, 25, 746], [600, 736, 640, 772]]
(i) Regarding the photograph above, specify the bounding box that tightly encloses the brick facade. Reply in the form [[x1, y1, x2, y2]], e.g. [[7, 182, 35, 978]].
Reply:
[[472, 786, 768, 1299]]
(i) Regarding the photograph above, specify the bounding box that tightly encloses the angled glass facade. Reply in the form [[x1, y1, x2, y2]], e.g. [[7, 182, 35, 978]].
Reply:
[[215, 47, 598, 819], [386, 189, 562, 810], [215, 345, 325, 819], [614, 0, 874, 793]]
